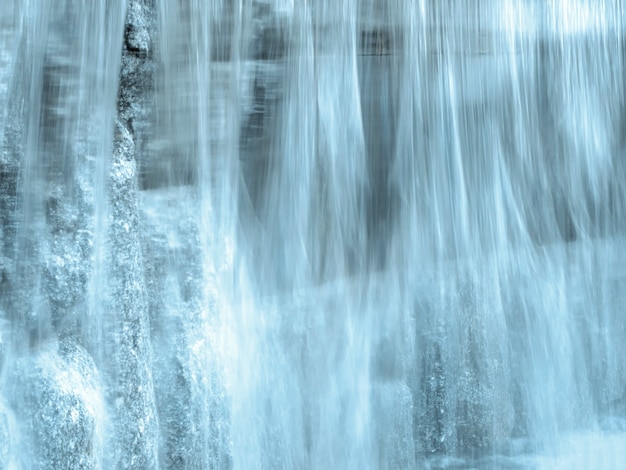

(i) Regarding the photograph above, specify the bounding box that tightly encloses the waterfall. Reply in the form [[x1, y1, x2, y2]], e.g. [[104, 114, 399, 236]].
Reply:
[[1, 0, 626, 468]]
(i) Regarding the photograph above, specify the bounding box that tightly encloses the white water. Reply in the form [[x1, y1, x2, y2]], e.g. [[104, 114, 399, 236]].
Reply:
[[1, 1, 626, 468]]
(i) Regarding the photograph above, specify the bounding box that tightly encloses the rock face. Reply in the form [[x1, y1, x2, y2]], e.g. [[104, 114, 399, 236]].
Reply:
[[42, 183, 93, 340], [105, 1, 160, 468], [118, 0, 156, 136], [417, 340, 448, 455], [0, 156, 17, 323], [9, 341, 104, 469], [119, 0, 158, 191], [0, 397, 15, 470], [107, 119, 159, 470], [140, 185, 233, 469]]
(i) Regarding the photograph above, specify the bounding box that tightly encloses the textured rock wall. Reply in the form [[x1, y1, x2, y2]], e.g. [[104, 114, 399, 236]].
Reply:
[[107, 1, 160, 468], [0, 1, 153, 467]]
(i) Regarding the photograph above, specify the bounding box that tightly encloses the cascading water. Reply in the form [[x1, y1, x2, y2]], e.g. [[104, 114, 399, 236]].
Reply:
[[1, 0, 625, 468]]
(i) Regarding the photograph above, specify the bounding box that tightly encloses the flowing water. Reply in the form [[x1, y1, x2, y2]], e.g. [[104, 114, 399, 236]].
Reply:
[[1, 0, 626, 468]]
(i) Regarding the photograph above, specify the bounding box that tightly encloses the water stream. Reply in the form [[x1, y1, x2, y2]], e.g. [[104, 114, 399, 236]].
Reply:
[[1, 1, 626, 468]]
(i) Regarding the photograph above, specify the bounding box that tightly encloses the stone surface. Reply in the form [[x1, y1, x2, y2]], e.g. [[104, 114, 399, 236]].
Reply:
[[417, 340, 448, 455], [42, 186, 92, 339], [0, 30, 25, 329], [118, 0, 156, 188], [9, 340, 104, 469], [104, 116, 159, 470], [101, 2, 160, 467], [0, 398, 15, 470], [140, 188, 232, 469], [372, 382, 415, 469]]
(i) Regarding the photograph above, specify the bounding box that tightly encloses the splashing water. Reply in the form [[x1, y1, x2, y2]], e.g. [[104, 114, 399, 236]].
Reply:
[[1, 0, 626, 468]]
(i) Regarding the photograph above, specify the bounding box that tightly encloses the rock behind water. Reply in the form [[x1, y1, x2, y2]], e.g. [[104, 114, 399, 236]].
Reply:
[[0, 399, 15, 470], [9, 340, 105, 469]]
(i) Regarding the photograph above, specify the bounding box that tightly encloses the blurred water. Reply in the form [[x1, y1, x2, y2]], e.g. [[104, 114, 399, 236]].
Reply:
[[1, 0, 626, 468]]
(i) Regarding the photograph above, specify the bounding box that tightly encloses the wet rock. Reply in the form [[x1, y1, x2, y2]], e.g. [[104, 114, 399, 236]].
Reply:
[[251, 17, 288, 61], [0, 318, 6, 375], [417, 341, 448, 455], [105, 121, 159, 470], [40, 182, 94, 339], [453, 278, 515, 455], [0, 395, 15, 470], [455, 379, 505, 453], [599, 416, 626, 433], [42, 238, 86, 330], [0, 248, 8, 312], [372, 337, 404, 381], [10, 340, 104, 469], [102, 1, 161, 466], [45, 188, 80, 235], [372, 381, 415, 469], [140, 189, 232, 469], [118, 0, 156, 158], [599, 387, 626, 431], [125, 1, 152, 55], [0, 157, 18, 315], [0, 415, 8, 469]]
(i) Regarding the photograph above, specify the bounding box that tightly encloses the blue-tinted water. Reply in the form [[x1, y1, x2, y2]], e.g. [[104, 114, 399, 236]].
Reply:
[[0, 1, 625, 468]]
